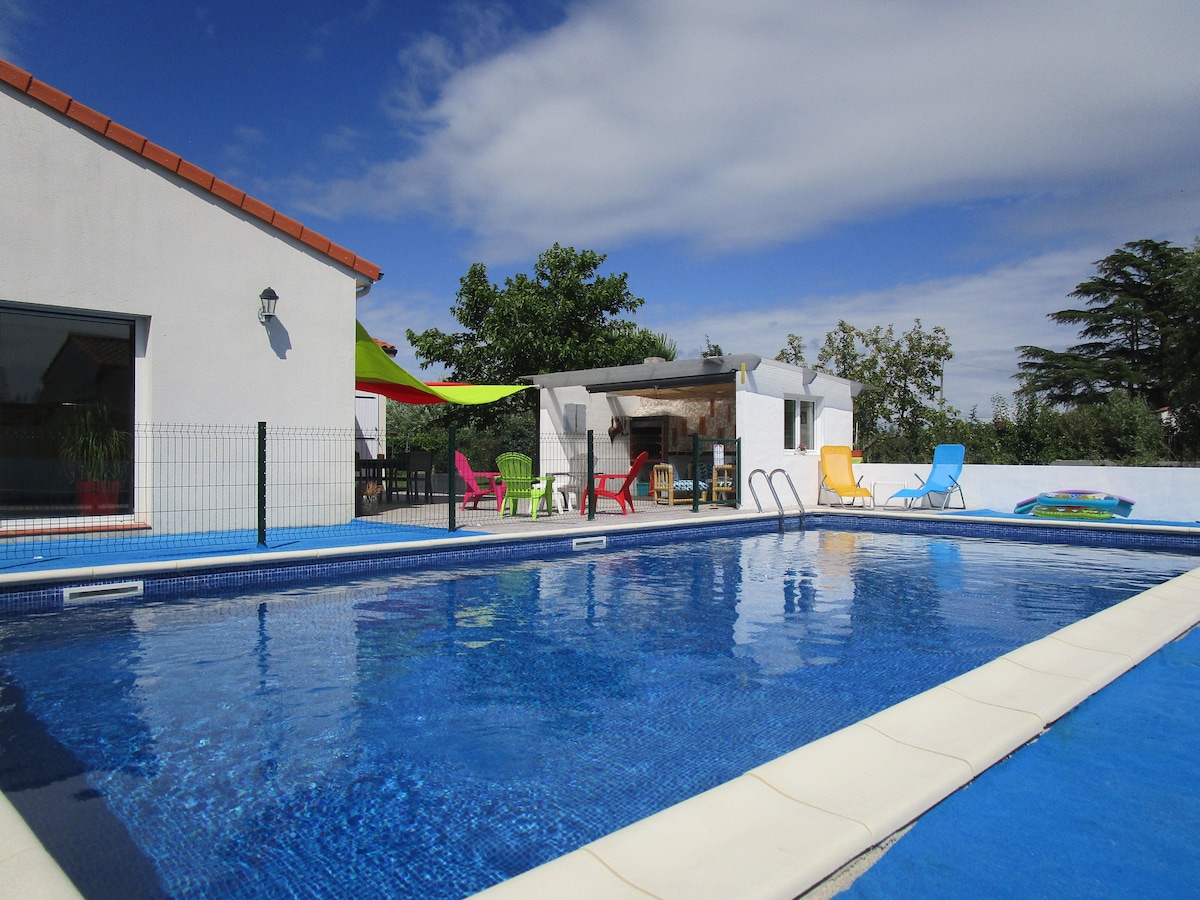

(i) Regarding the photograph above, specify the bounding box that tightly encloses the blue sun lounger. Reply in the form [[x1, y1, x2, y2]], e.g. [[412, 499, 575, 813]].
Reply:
[[885, 444, 966, 510]]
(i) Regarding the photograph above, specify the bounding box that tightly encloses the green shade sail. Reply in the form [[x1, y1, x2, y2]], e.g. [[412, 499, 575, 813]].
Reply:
[[354, 321, 528, 405]]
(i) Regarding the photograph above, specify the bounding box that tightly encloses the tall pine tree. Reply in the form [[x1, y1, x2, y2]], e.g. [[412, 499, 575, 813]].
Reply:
[[1017, 239, 1188, 409]]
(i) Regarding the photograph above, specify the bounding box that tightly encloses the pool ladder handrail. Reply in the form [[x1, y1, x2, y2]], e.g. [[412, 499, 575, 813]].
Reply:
[[748, 468, 805, 526]]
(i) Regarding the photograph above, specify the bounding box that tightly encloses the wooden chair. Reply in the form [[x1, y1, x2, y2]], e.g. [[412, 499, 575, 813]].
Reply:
[[651, 463, 707, 505], [710, 464, 737, 505], [496, 452, 555, 519]]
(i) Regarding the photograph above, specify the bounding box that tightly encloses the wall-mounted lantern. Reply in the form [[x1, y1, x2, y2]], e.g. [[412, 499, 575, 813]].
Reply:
[[258, 287, 279, 324]]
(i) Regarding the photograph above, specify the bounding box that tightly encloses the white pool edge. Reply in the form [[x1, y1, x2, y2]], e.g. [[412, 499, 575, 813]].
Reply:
[[470, 565, 1200, 900], [0, 796, 84, 899]]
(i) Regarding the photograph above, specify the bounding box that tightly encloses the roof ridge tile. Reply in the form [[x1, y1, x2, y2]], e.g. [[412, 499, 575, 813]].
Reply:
[[0, 58, 32, 91], [210, 178, 246, 206], [65, 99, 109, 132], [103, 120, 147, 154], [26, 78, 70, 112], [141, 140, 182, 171]]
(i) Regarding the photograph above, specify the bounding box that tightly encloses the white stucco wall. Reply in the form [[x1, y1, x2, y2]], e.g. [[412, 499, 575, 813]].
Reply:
[[1, 86, 359, 427], [734, 363, 854, 508], [1, 85, 366, 528], [853, 461, 1200, 523], [537, 385, 639, 500]]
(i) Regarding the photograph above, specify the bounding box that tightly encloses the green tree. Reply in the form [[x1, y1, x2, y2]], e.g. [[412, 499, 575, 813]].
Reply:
[[981, 393, 1063, 465], [1055, 391, 1168, 464], [1165, 239, 1200, 459], [408, 244, 661, 383], [1017, 239, 1188, 408], [406, 244, 669, 442], [813, 319, 955, 456], [952, 391, 1167, 466], [645, 332, 678, 361], [775, 333, 809, 367]]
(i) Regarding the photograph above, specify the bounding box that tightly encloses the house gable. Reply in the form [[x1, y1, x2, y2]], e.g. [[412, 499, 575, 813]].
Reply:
[[0, 57, 381, 284]]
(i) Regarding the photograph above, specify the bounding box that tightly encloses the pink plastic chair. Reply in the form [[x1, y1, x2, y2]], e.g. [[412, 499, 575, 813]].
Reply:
[[454, 451, 504, 510]]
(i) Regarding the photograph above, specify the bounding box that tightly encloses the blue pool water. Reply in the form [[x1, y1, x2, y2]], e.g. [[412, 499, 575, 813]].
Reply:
[[0, 529, 1195, 898]]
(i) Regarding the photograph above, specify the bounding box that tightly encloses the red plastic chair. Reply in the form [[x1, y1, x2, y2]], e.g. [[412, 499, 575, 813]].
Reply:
[[582, 451, 650, 515], [454, 451, 504, 510]]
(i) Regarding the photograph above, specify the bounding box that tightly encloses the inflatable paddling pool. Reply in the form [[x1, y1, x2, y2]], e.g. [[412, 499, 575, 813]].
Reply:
[[1013, 490, 1134, 520]]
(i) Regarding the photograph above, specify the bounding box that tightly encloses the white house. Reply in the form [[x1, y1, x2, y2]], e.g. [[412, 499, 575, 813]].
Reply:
[[0, 58, 381, 531], [524, 355, 863, 507]]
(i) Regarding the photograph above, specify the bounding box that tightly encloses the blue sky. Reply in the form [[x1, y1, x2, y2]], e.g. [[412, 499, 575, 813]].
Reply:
[[3, 0, 1198, 413]]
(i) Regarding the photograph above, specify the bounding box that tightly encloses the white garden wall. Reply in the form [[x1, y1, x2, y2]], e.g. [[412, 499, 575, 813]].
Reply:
[[848, 462, 1200, 523]]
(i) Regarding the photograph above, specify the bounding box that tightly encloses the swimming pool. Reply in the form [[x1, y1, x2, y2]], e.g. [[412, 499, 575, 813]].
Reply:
[[1, 528, 1195, 898]]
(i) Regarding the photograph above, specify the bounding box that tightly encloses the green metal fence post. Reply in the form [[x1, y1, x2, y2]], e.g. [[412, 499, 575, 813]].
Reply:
[[587, 430, 596, 521], [448, 426, 457, 532], [257, 421, 267, 546]]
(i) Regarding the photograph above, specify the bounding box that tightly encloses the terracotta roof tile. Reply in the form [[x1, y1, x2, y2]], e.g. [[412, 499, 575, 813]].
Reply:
[[0, 57, 32, 91], [103, 121, 147, 154], [176, 159, 215, 190], [299, 228, 332, 254], [210, 178, 246, 206], [1, 57, 382, 283], [26, 78, 70, 113], [65, 100, 109, 132], [326, 242, 357, 268], [270, 211, 304, 239], [240, 194, 273, 222]]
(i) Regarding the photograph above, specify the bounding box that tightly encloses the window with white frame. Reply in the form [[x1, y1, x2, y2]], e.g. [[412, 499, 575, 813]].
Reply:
[[783, 398, 814, 451]]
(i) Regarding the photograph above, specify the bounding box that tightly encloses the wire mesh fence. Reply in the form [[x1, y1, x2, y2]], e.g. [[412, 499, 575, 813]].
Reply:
[[1, 423, 741, 568], [1, 423, 360, 563]]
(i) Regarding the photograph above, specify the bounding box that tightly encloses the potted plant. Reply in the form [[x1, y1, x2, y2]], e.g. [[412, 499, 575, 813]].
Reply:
[[356, 479, 383, 516], [61, 406, 128, 515]]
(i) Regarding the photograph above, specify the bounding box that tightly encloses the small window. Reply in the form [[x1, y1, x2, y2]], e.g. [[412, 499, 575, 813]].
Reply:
[[784, 398, 814, 451]]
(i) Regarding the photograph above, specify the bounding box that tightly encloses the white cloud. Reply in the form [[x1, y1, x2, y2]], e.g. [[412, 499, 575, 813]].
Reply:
[[320, 126, 363, 155], [644, 246, 1099, 414], [322, 0, 1200, 260], [382, 2, 522, 130], [340, 1, 1198, 415]]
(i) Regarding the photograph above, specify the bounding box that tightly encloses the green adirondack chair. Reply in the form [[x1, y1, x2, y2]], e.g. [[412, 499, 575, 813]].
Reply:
[[496, 452, 556, 519]]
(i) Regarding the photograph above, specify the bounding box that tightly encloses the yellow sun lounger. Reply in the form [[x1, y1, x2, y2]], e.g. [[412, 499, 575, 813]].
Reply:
[[819, 445, 874, 508]]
